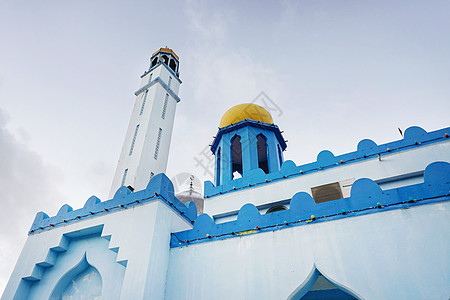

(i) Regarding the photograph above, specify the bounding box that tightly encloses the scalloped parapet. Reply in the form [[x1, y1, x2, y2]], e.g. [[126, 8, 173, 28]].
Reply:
[[204, 126, 450, 197], [172, 161, 450, 248], [29, 174, 198, 235]]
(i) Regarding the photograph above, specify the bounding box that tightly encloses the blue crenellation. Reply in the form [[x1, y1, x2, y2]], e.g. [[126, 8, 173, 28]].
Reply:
[[204, 126, 450, 197], [29, 174, 198, 234], [172, 161, 450, 248]]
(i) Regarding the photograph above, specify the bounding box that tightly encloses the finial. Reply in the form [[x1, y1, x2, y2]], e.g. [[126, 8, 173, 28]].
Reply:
[[189, 175, 194, 192]]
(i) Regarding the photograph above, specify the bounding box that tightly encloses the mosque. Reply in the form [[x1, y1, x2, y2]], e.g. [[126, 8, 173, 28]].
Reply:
[[2, 48, 450, 300]]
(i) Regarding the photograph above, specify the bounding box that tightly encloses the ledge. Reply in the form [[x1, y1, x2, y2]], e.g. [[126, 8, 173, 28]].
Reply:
[[172, 161, 450, 248], [29, 174, 198, 235]]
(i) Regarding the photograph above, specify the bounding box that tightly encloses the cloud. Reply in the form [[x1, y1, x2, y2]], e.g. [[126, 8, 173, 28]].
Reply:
[[0, 108, 66, 295], [166, 2, 287, 185]]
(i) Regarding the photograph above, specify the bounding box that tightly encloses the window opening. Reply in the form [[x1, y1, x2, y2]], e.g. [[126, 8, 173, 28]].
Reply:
[[162, 94, 169, 119], [151, 57, 158, 68], [154, 128, 163, 159], [140, 91, 148, 115], [266, 205, 288, 214], [121, 169, 128, 186], [129, 125, 140, 155], [169, 59, 176, 72], [231, 135, 242, 179], [216, 147, 221, 186], [257, 134, 269, 174]]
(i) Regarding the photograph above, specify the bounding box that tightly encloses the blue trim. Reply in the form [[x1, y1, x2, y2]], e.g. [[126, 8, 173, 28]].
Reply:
[[142, 61, 182, 84], [135, 76, 181, 103], [375, 170, 424, 185], [171, 161, 450, 248], [301, 289, 357, 300], [29, 174, 197, 234], [211, 119, 286, 153], [213, 198, 291, 221], [204, 126, 450, 198]]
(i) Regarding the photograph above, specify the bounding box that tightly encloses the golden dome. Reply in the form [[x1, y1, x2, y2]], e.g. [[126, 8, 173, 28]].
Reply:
[[219, 103, 273, 128], [152, 47, 179, 60]]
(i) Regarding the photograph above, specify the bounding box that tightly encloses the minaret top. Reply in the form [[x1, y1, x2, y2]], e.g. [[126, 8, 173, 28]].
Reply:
[[152, 47, 179, 60], [150, 47, 180, 76]]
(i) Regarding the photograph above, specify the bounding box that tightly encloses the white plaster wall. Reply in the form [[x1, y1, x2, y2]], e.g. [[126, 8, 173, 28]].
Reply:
[[205, 142, 450, 219], [158, 66, 181, 94], [27, 235, 125, 300], [140, 68, 161, 87], [2, 200, 192, 300], [166, 202, 450, 300]]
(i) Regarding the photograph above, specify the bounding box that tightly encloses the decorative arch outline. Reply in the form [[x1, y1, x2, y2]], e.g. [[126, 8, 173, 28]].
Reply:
[[49, 253, 102, 300], [287, 264, 362, 300], [15, 225, 127, 300]]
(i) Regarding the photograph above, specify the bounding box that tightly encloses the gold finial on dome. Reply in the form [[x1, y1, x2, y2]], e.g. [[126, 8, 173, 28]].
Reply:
[[219, 103, 273, 128]]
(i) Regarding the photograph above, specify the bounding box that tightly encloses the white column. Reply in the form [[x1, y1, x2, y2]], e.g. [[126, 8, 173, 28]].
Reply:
[[109, 54, 181, 197]]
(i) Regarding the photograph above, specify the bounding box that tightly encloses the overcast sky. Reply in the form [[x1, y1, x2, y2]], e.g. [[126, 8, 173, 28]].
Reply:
[[1, 0, 449, 294]]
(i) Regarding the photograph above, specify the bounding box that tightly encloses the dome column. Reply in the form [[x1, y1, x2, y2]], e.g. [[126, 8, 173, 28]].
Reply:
[[266, 131, 282, 172], [242, 127, 259, 176], [215, 135, 232, 185]]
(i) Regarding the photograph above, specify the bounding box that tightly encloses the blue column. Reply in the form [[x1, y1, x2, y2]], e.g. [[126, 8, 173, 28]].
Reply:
[[219, 133, 232, 184], [266, 131, 280, 173], [242, 127, 258, 176]]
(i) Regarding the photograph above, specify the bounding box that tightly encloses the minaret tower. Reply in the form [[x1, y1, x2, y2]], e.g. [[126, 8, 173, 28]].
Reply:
[[109, 47, 181, 197]]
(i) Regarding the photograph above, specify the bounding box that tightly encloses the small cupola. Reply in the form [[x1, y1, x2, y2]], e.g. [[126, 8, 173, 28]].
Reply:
[[149, 47, 180, 76], [211, 103, 287, 186]]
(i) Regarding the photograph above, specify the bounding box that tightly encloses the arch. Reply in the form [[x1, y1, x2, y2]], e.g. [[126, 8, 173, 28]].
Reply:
[[231, 135, 242, 179], [257, 133, 269, 174], [24, 228, 126, 300], [266, 205, 287, 214], [169, 59, 177, 72], [288, 266, 361, 300], [216, 147, 221, 186], [151, 57, 158, 68], [49, 253, 102, 300], [161, 55, 169, 65]]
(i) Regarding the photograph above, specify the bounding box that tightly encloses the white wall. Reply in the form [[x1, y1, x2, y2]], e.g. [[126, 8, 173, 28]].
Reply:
[[2, 200, 192, 300], [166, 202, 450, 299]]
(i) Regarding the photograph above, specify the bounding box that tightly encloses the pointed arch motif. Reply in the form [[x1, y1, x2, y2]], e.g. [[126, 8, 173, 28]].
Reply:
[[161, 55, 169, 65], [287, 265, 361, 300], [216, 147, 221, 186], [49, 253, 102, 300], [20, 226, 126, 300], [151, 57, 158, 68], [257, 133, 269, 174], [169, 59, 177, 72], [231, 135, 242, 178]]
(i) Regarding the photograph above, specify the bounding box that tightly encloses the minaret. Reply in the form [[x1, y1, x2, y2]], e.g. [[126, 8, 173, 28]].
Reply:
[[109, 47, 181, 197]]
